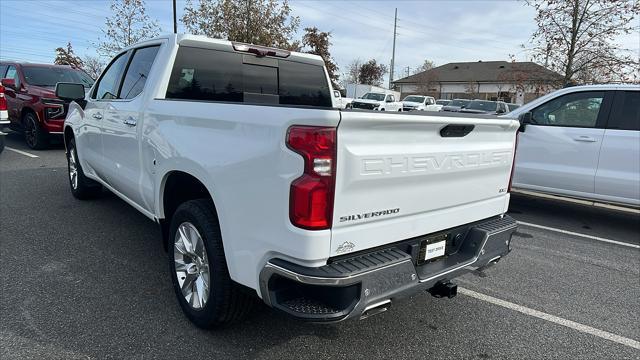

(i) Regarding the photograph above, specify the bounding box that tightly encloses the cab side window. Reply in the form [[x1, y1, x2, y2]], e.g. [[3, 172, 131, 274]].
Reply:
[[607, 91, 639, 131], [92, 52, 129, 100], [531, 91, 604, 128]]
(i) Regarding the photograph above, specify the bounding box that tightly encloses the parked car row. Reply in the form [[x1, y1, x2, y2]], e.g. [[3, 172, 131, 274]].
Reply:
[[0, 62, 94, 149]]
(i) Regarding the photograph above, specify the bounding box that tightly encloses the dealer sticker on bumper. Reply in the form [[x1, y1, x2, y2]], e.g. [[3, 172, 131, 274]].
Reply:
[[425, 240, 446, 260]]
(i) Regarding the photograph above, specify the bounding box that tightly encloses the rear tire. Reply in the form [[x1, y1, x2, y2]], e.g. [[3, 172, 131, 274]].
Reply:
[[0, 135, 4, 153], [169, 199, 256, 328], [67, 138, 102, 199], [24, 112, 48, 150]]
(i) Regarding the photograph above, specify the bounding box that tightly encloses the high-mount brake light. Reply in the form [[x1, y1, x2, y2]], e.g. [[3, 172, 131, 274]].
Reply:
[[0, 85, 6, 111], [232, 42, 290, 58], [287, 126, 337, 230]]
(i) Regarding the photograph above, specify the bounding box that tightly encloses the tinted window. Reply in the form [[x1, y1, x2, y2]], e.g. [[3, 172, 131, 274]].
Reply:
[[467, 100, 497, 111], [120, 46, 160, 99], [22, 66, 94, 87], [93, 52, 129, 100], [5, 66, 20, 88], [608, 91, 640, 131], [166, 47, 331, 108], [531, 91, 604, 128], [0, 65, 7, 78]]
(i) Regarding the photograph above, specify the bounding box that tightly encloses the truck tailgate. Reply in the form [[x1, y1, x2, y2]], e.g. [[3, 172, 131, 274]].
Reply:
[[331, 111, 519, 256]]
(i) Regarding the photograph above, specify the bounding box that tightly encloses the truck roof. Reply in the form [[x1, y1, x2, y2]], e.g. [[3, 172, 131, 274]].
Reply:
[[125, 34, 326, 67]]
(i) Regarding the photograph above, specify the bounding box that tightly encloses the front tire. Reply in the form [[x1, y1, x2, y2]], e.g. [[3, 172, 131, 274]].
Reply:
[[24, 112, 48, 150], [169, 199, 256, 328], [67, 138, 102, 199]]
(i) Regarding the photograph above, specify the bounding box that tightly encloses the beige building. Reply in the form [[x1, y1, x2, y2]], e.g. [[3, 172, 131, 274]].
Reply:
[[392, 61, 562, 104]]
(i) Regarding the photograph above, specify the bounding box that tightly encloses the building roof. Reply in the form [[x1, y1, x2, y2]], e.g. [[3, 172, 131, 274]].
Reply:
[[393, 61, 562, 84]]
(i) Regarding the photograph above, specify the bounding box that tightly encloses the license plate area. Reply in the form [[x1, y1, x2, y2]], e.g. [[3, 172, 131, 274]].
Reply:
[[417, 233, 449, 265]]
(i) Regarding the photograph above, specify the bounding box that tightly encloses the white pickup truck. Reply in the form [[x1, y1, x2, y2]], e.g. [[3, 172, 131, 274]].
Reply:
[[402, 95, 442, 112], [56, 34, 518, 328], [332, 89, 353, 109], [350, 92, 403, 111]]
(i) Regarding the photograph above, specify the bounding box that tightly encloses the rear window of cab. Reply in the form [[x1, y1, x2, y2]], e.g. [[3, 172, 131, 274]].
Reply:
[[166, 46, 332, 108]]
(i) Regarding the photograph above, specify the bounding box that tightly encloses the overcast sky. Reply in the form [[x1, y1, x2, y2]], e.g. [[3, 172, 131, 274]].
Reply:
[[1, 0, 638, 84]]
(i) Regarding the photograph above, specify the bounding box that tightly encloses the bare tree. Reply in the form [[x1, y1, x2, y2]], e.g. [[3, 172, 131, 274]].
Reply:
[[414, 71, 439, 96], [464, 81, 478, 97], [182, 0, 300, 50], [54, 42, 83, 68], [344, 60, 361, 85], [413, 59, 436, 75], [302, 27, 339, 88], [358, 59, 388, 86], [83, 56, 105, 80], [527, 0, 640, 84], [97, 0, 161, 57]]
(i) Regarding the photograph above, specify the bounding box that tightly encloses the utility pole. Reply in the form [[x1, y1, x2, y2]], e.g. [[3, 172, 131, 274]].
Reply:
[[172, 0, 177, 34], [388, 8, 397, 89], [406, 66, 410, 78]]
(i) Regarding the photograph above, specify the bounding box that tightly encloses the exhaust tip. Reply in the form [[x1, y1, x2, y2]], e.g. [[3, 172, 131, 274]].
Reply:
[[360, 300, 391, 320]]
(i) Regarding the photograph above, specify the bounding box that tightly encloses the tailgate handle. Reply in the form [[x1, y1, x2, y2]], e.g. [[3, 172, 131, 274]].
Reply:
[[440, 125, 474, 137]]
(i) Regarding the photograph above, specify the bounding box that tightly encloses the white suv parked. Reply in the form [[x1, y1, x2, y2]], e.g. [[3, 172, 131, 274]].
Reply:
[[506, 84, 640, 207]]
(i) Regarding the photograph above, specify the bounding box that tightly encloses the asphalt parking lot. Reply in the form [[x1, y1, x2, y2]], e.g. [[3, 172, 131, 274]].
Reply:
[[1, 132, 639, 360]]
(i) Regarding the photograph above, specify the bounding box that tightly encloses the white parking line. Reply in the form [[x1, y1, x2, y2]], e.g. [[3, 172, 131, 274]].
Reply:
[[5, 147, 39, 158], [459, 287, 640, 350], [517, 221, 640, 249]]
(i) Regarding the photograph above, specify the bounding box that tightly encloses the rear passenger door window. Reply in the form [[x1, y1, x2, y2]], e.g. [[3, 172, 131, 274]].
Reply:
[[93, 52, 129, 100], [607, 91, 639, 131], [120, 46, 160, 99], [531, 91, 605, 128]]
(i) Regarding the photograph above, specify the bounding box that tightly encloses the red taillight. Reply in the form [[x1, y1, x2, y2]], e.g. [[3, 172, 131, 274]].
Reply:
[[0, 85, 6, 111], [287, 126, 337, 230], [508, 132, 519, 192]]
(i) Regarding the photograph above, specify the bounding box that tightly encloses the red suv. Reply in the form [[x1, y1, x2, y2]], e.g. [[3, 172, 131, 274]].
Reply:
[[0, 62, 94, 149]]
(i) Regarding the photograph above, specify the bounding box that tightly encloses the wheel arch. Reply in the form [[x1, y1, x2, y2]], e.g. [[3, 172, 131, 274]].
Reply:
[[158, 169, 220, 251]]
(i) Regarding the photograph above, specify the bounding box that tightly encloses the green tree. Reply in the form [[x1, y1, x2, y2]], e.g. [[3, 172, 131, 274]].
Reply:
[[358, 59, 388, 86], [182, 0, 300, 49], [97, 0, 161, 57], [54, 42, 83, 68], [302, 27, 339, 88]]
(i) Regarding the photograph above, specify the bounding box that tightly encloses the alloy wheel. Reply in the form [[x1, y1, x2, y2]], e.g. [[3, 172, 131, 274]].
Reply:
[[25, 116, 37, 148], [173, 222, 210, 310], [68, 149, 78, 190]]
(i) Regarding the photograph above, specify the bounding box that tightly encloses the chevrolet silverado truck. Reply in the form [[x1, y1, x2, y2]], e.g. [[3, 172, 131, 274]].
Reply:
[[350, 92, 403, 111], [56, 34, 519, 328]]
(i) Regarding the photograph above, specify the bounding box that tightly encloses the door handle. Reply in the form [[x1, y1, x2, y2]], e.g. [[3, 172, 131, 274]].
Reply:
[[573, 135, 597, 142], [92, 113, 103, 120], [123, 117, 137, 127]]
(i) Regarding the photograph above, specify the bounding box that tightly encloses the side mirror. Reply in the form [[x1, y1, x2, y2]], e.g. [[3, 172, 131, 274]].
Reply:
[[56, 82, 85, 102], [333, 91, 340, 98], [518, 112, 532, 132], [1, 78, 15, 89]]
